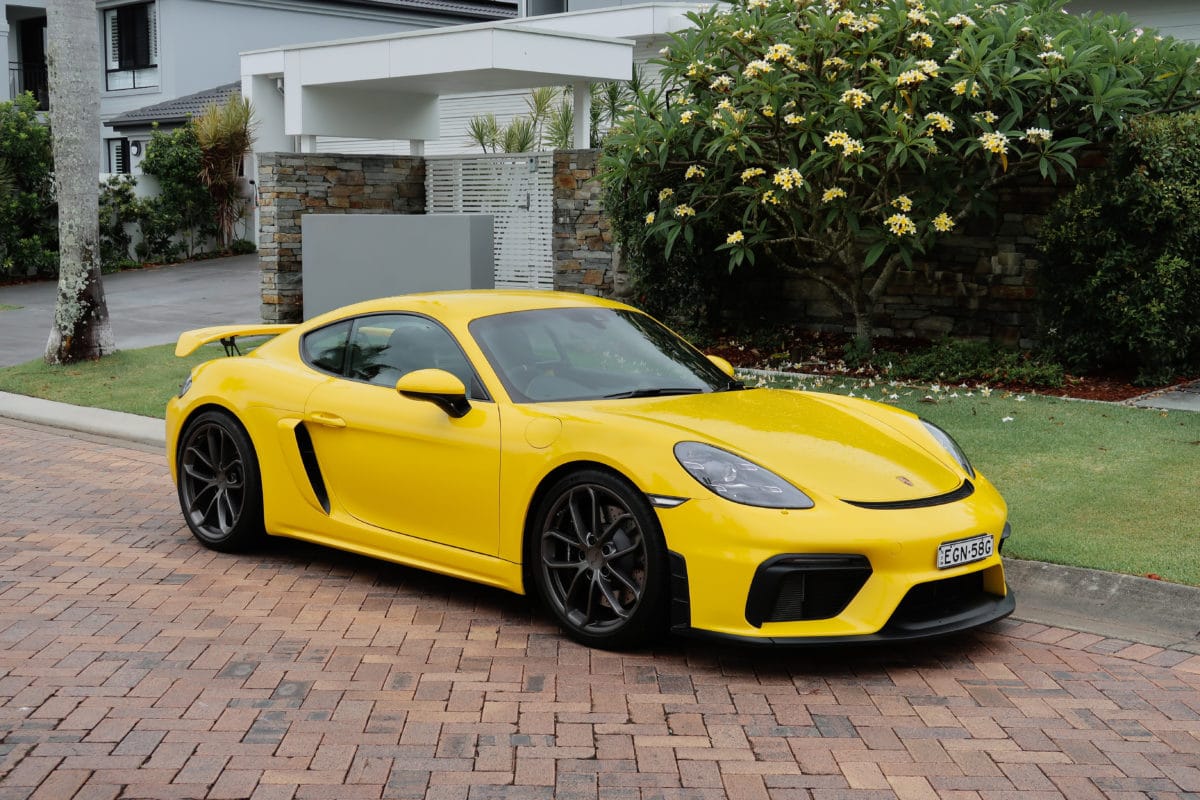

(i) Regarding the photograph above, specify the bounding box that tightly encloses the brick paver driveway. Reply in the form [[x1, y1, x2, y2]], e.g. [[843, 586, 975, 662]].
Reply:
[[2, 421, 1199, 800]]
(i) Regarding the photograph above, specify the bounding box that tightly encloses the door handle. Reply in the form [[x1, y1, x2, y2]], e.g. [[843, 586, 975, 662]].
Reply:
[[307, 411, 346, 429]]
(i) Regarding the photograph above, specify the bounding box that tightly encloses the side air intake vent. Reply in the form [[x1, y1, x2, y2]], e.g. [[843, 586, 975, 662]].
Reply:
[[295, 424, 330, 514]]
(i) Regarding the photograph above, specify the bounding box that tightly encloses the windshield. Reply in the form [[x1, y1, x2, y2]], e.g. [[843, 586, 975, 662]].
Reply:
[[470, 307, 739, 402]]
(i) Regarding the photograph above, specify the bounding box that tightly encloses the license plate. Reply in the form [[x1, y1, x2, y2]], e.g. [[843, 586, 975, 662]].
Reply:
[[936, 534, 994, 569]]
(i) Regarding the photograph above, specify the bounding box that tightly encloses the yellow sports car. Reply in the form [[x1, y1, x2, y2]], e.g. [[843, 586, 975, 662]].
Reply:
[[167, 290, 1013, 648]]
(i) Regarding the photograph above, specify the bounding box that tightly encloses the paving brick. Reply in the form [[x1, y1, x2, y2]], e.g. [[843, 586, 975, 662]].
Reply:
[[2, 421, 1200, 800]]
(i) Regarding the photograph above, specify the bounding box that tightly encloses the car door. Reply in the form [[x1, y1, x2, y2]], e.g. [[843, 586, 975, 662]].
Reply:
[[301, 313, 501, 556]]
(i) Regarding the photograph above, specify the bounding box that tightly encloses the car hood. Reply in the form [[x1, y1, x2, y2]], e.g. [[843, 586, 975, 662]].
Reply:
[[573, 389, 964, 503]]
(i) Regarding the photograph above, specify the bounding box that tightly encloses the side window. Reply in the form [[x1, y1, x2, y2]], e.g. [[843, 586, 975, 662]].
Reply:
[[302, 319, 352, 375], [346, 314, 484, 399]]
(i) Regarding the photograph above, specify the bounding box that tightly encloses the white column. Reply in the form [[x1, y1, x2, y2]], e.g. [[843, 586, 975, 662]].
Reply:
[[409, 139, 425, 156], [573, 83, 591, 149], [299, 135, 316, 153], [0, 19, 12, 103]]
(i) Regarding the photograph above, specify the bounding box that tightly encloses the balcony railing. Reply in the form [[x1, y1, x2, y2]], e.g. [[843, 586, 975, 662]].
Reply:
[[8, 62, 49, 110], [106, 65, 159, 92]]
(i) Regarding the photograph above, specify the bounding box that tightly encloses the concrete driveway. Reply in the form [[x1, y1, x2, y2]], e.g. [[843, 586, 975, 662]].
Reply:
[[0, 255, 260, 367]]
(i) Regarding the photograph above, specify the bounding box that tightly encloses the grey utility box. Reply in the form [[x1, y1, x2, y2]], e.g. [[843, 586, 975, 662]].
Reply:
[[301, 213, 495, 319]]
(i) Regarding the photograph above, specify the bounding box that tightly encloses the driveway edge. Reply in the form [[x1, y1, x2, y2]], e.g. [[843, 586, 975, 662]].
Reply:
[[0, 391, 165, 448]]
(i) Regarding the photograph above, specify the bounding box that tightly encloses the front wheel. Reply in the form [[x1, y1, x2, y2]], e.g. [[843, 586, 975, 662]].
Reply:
[[529, 469, 668, 649], [176, 410, 264, 552]]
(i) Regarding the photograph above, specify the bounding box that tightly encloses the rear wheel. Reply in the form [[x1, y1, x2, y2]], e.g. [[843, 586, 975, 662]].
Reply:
[[529, 469, 668, 649], [176, 410, 264, 552]]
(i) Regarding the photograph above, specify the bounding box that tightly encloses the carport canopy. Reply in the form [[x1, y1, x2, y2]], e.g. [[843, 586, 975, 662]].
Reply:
[[241, 20, 642, 152]]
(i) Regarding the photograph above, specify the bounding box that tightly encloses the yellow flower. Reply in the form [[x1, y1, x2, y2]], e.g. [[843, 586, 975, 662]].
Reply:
[[747, 0, 768, 8], [885, 213, 916, 236], [925, 112, 954, 132], [772, 167, 804, 191], [824, 57, 849, 70], [744, 60, 774, 78], [709, 75, 734, 92], [761, 105, 776, 118], [674, 204, 696, 218], [978, 131, 1009, 154], [947, 13, 975, 27], [822, 187, 847, 203], [765, 43, 793, 62], [908, 31, 934, 49], [685, 165, 706, 180], [952, 79, 981, 98], [823, 130, 850, 147], [892, 194, 913, 212], [1023, 127, 1052, 143], [686, 61, 708, 78], [645, 212, 656, 224], [680, 110, 697, 124], [840, 88, 871, 109], [916, 59, 939, 77], [907, 8, 929, 24], [741, 167, 766, 183], [658, 187, 674, 202], [784, 113, 805, 125], [896, 70, 928, 87], [932, 212, 955, 232], [726, 230, 745, 244], [842, 138, 865, 156], [761, 190, 780, 205], [974, 110, 999, 124]]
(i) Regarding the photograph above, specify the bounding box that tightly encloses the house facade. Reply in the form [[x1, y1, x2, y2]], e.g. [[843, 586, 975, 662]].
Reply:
[[1068, 0, 1200, 41], [5, 0, 515, 174]]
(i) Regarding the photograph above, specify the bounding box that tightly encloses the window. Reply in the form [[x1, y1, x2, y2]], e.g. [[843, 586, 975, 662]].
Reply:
[[104, 2, 158, 91], [302, 314, 485, 399], [107, 138, 130, 174]]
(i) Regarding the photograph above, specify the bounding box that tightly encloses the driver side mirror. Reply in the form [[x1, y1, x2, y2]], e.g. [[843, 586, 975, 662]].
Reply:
[[706, 354, 736, 378], [396, 369, 471, 418]]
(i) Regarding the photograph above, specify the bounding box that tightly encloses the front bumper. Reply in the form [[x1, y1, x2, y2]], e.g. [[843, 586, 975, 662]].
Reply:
[[656, 477, 1012, 642]]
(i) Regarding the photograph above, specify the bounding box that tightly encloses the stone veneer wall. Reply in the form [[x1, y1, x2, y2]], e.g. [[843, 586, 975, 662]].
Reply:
[[550, 150, 1066, 346], [256, 152, 425, 323], [552, 150, 625, 298]]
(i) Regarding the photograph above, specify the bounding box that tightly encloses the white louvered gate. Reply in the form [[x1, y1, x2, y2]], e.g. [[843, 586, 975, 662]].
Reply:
[[424, 153, 555, 290]]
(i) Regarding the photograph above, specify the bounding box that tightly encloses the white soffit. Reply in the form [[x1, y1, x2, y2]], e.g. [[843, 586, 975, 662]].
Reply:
[[265, 24, 635, 95]]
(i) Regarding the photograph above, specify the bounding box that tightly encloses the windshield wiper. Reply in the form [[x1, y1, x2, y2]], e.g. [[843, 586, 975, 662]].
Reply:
[[717, 379, 746, 391], [602, 387, 702, 399]]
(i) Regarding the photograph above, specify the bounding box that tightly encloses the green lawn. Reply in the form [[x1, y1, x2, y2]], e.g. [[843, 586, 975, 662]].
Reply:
[[1, 351, 1196, 585], [0, 344, 218, 418]]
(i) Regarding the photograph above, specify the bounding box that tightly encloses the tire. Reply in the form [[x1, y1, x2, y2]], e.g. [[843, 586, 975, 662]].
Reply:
[[528, 469, 668, 649], [176, 410, 265, 553]]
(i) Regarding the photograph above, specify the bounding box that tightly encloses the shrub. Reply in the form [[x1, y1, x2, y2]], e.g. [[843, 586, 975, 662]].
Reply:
[[138, 124, 217, 261], [876, 338, 1064, 386], [0, 93, 56, 279], [601, 0, 1200, 345], [98, 175, 141, 271], [1038, 112, 1200, 384]]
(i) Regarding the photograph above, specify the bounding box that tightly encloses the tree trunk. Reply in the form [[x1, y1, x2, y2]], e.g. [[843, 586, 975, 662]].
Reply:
[[44, 0, 114, 364]]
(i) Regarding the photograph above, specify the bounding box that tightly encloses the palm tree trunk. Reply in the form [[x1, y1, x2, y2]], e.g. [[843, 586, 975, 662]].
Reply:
[[44, 0, 113, 364]]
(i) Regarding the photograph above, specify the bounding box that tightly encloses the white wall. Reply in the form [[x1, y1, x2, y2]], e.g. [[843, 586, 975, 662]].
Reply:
[[1068, 1, 1200, 41], [314, 36, 664, 156], [100, 0, 501, 151]]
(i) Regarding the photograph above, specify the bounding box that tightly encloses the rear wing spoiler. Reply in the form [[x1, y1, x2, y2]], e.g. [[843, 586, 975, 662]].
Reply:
[[175, 324, 295, 357]]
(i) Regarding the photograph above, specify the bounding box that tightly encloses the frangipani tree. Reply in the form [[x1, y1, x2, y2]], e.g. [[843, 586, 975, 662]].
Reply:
[[601, 0, 1200, 345]]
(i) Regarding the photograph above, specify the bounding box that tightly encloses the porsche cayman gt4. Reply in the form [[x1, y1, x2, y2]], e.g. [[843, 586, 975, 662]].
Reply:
[[167, 291, 1013, 648]]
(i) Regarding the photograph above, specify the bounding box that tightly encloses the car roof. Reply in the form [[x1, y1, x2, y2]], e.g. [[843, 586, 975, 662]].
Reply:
[[313, 290, 634, 327]]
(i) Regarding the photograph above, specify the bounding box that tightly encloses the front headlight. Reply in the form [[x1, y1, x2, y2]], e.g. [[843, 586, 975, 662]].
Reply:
[[921, 420, 975, 478], [674, 442, 814, 509]]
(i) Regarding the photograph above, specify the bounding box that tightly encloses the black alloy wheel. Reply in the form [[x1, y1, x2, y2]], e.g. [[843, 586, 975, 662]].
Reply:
[[531, 469, 668, 649], [177, 410, 264, 552]]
